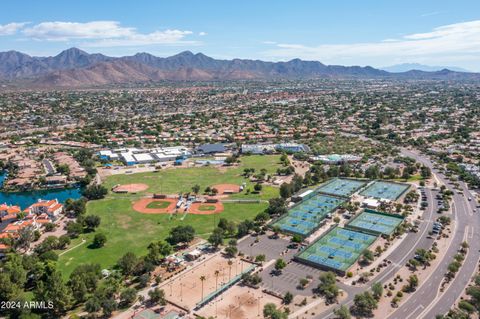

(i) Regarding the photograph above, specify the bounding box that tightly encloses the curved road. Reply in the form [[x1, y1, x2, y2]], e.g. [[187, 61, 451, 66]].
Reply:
[[388, 149, 480, 319], [315, 148, 480, 319]]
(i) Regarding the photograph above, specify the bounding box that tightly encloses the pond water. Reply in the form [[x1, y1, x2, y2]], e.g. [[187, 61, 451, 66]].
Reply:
[[0, 171, 83, 208]]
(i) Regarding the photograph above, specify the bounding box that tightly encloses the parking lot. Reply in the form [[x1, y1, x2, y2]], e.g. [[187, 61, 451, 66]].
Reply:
[[260, 260, 325, 296], [237, 233, 293, 261]]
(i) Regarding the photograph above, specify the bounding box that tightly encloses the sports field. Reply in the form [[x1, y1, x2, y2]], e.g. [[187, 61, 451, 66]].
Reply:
[[57, 155, 280, 277], [272, 193, 345, 236], [103, 155, 282, 200], [161, 254, 254, 311], [197, 285, 281, 319], [316, 178, 367, 197], [57, 198, 266, 277], [360, 180, 410, 200], [296, 226, 377, 273], [347, 209, 404, 236]]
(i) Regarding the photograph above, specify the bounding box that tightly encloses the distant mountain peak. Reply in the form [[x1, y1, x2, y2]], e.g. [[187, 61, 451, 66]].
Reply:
[[382, 63, 469, 73], [174, 50, 195, 57], [0, 48, 478, 88], [56, 47, 89, 57]]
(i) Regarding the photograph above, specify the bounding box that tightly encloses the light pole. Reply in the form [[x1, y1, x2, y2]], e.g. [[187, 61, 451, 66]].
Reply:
[[257, 296, 261, 316]]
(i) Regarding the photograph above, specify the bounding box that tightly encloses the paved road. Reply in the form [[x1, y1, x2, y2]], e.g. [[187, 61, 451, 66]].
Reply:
[[314, 169, 437, 318], [314, 148, 480, 319], [391, 149, 480, 319]]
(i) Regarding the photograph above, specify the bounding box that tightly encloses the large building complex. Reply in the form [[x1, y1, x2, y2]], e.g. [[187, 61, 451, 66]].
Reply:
[[99, 146, 191, 166]]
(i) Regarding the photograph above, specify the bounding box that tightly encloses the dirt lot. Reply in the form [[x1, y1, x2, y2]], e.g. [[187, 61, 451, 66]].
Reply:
[[112, 183, 149, 193], [161, 254, 254, 311], [196, 285, 282, 319]]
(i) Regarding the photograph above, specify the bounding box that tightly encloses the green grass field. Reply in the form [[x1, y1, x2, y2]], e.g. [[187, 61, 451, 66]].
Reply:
[[57, 155, 281, 277], [146, 201, 171, 209], [104, 155, 282, 198]]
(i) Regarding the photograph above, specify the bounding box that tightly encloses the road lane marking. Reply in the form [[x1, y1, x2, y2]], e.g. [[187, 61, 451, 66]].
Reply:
[[405, 305, 425, 319]]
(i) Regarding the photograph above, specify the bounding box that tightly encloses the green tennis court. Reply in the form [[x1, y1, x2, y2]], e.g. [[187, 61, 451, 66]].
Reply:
[[347, 209, 404, 236], [295, 226, 377, 273], [272, 193, 345, 237], [360, 181, 410, 200], [316, 178, 367, 197]]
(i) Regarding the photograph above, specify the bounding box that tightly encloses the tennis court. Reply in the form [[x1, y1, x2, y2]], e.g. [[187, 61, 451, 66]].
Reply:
[[295, 226, 377, 274], [316, 178, 367, 197], [360, 181, 410, 200], [347, 209, 404, 236], [272, 193, 345, 236]]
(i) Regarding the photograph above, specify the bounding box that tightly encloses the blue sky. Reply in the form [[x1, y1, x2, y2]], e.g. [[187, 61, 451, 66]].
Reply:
[[1, 0, 480, 70]]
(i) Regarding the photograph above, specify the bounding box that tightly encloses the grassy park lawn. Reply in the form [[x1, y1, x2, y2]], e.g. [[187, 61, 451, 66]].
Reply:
[[393, 174, 424, 182], [57, 155, 279, 277], [103, 155, 282, 197], [58, 199, 267, 277], [146, 200, 171, 209]]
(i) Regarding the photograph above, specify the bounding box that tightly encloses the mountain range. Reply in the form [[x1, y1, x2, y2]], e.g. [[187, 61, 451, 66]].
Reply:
[[0, 48, 479, 88], [381, 63, 470, 73]]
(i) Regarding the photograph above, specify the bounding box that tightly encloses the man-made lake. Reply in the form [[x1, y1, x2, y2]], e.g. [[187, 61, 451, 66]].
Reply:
[[0, 171, 83, 209]]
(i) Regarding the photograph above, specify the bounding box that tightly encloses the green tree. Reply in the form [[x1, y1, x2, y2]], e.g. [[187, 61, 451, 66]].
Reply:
[[208, 228, 224, 248], [279, 183, 292, 199], [274, 259, 287, 274], [406, 274, 419, 292], [371, 282, 383, 300], [34, 269, 72, 316], [145, 241, 172, 264], [92, 233, 107, 248], [68, 263, 102, 303], [84, 215, 101, 231], [148, 288, 166, 305], [283, 291, 293, 304], [82, 184, 108, 200], [263, 303, 288, 319], [101, 298, 117, 317], [120, 287, 137, 307], [318, 271, 339, 304], [168, 225, 195, 245], [117, 252, 138, 276], [254, 183, 263, 192], [333, 305, 351, 319], [192, 184, 200, 194], [66, 221, 83, 238], [85, 297, 101, 314], [351, 291, 378, 317], [361, 249, 374, 265]]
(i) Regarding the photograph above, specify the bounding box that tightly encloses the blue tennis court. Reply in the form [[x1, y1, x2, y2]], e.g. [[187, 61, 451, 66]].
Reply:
[[272, 193, 345, 236], [346, 209, 404, 236], [360, 181, 410, 200], [295, 226, 377, 273], [316, 178, 367, 197]]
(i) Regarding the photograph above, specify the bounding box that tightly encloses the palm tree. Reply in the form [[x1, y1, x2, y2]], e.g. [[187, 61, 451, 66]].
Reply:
[[214, 270, 220, 291], [228, 260, 233, 279], [200, 275, 206, 301]]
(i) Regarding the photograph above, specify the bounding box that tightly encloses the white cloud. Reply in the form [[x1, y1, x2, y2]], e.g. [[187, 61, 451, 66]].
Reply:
[[22, 21, 195, 46], [84, 30, 195, 47], [0, 22, 27, 36], [263, 20, 480, 69], [420, 11, 440, 17], [199, 31, 207, 36]]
